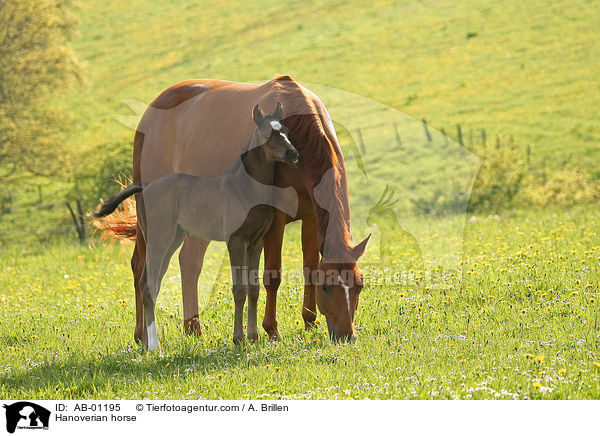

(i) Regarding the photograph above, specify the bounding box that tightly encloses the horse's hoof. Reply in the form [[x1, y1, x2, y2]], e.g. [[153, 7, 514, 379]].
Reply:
[[184, 315, 202, 336], [247, 332, 259, 342], [263, 322, 281, 341], [303, 320, 317, 331], [233, 335, 245, 345], [265, 329, 281, 341], [134, 327, 144, 344]]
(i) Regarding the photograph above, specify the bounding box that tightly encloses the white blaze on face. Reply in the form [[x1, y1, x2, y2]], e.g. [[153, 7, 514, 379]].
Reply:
[[281, 132, 292, 144], [270, 120, 293, 145], [339, 275, 351, 314]]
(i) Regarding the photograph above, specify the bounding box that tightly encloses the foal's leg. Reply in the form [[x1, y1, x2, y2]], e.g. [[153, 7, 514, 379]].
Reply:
[[141, 252, 160, 353], [227, 237, 247, 345], [139, 265, 149, 347], [144, 227, 185, 353], [301, 216, 319, 330], [262, 211, 286, 340], [179, 236, 210, 336], [246, 242, 263, 342]]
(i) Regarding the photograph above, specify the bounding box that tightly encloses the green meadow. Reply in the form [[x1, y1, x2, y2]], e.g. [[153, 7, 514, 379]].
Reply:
[[1, 209, 600, 399], [1, 0, 599, 399]]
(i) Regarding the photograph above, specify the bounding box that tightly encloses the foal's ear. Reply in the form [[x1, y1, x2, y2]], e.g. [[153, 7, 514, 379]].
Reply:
[[252, 104, 264, 124], [273, 101, 284, 120]]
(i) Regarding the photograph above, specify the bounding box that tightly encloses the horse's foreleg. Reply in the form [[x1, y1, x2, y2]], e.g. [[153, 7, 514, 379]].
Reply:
[[228, 237, 247, 345], [262, 211, 285, 340], [179, 236, 210, 336], [131, 228, 146, 343], [301, 216, 319, 330], [246, 243, 263, 342]]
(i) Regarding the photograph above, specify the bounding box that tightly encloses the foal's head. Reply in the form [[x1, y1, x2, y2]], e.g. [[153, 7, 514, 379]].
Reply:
[[252, 102, 299, 167]]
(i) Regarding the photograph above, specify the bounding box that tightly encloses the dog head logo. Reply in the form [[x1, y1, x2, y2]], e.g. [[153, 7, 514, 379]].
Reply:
[[2, 402, 50, 433]]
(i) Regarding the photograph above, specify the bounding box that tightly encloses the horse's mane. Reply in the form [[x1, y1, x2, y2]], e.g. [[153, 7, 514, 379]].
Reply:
[[272, 76, 353, 253]]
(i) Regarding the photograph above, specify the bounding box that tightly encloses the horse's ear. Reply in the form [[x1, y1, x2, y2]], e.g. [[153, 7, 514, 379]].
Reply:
[[351, 234, 371, 260], [252, 104, 264, 124], [273, 101, 283, 120]]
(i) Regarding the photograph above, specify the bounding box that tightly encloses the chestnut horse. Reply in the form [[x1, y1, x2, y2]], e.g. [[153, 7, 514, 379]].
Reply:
[[101, 75, 370, 342]]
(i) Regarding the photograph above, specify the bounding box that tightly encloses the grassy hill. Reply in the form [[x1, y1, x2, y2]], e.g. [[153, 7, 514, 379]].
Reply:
[[2, 0, 599, 246], [66, 0, 598, 161]]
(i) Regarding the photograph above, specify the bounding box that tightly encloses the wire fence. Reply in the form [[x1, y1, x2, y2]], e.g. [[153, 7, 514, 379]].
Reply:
[[1, 119, 597, 241]]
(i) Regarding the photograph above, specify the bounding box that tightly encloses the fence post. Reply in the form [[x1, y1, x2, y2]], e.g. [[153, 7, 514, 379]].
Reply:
[[393, 123, 402, 149], [456, 124, 464, 146], [440, 127, 449, 146], [422, 118, 432, 142]]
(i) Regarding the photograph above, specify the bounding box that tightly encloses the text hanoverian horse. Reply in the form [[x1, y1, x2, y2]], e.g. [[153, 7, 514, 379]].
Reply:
[[98, 75, 370, 342], [94, 103, 300, 351]]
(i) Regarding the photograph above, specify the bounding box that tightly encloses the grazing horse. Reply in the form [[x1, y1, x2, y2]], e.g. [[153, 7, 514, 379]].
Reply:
[[99, 75, 370, 342], [94, 103, 300, 351]]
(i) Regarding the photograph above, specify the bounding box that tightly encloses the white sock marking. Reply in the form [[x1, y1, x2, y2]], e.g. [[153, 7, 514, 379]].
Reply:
[[147, 320, 159, 352]]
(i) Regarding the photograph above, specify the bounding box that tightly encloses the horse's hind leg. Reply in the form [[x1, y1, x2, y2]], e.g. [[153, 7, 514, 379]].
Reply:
[[132, 227, 146, 343], [143, 226, 185, 353], [227, 236, 248, 345], [179, 236, 210, 336], [246, 242, 263, 342], [133, 192, 149, 344], [142, 276, 160, 353], [139, 265, 150, 348]]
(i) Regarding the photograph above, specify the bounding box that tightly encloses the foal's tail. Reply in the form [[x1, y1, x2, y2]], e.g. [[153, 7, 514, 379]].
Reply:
[[92, 185, 143, 218]]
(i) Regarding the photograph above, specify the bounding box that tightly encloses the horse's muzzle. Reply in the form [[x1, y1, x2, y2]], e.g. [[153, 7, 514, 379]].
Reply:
[[328, 325, 357, 343], [285, 149, 300, 167]]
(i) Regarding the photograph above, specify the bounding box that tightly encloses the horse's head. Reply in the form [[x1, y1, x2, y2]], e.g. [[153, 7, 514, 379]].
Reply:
[[252, 102, 300, 168], [316, 234, 371, 342]]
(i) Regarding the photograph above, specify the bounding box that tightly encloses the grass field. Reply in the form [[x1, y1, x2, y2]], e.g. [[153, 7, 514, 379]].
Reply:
[[1, 207, 599, 399], [1, 0, 599, 400], [66, 0, 599, 165], [3, 0, 598, 246]]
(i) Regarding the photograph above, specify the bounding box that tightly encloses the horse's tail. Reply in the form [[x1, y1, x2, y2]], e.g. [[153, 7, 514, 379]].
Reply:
[[92, 203, 138, 241], [90, 177, 140, 242], [92, 184, 142, 218]]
